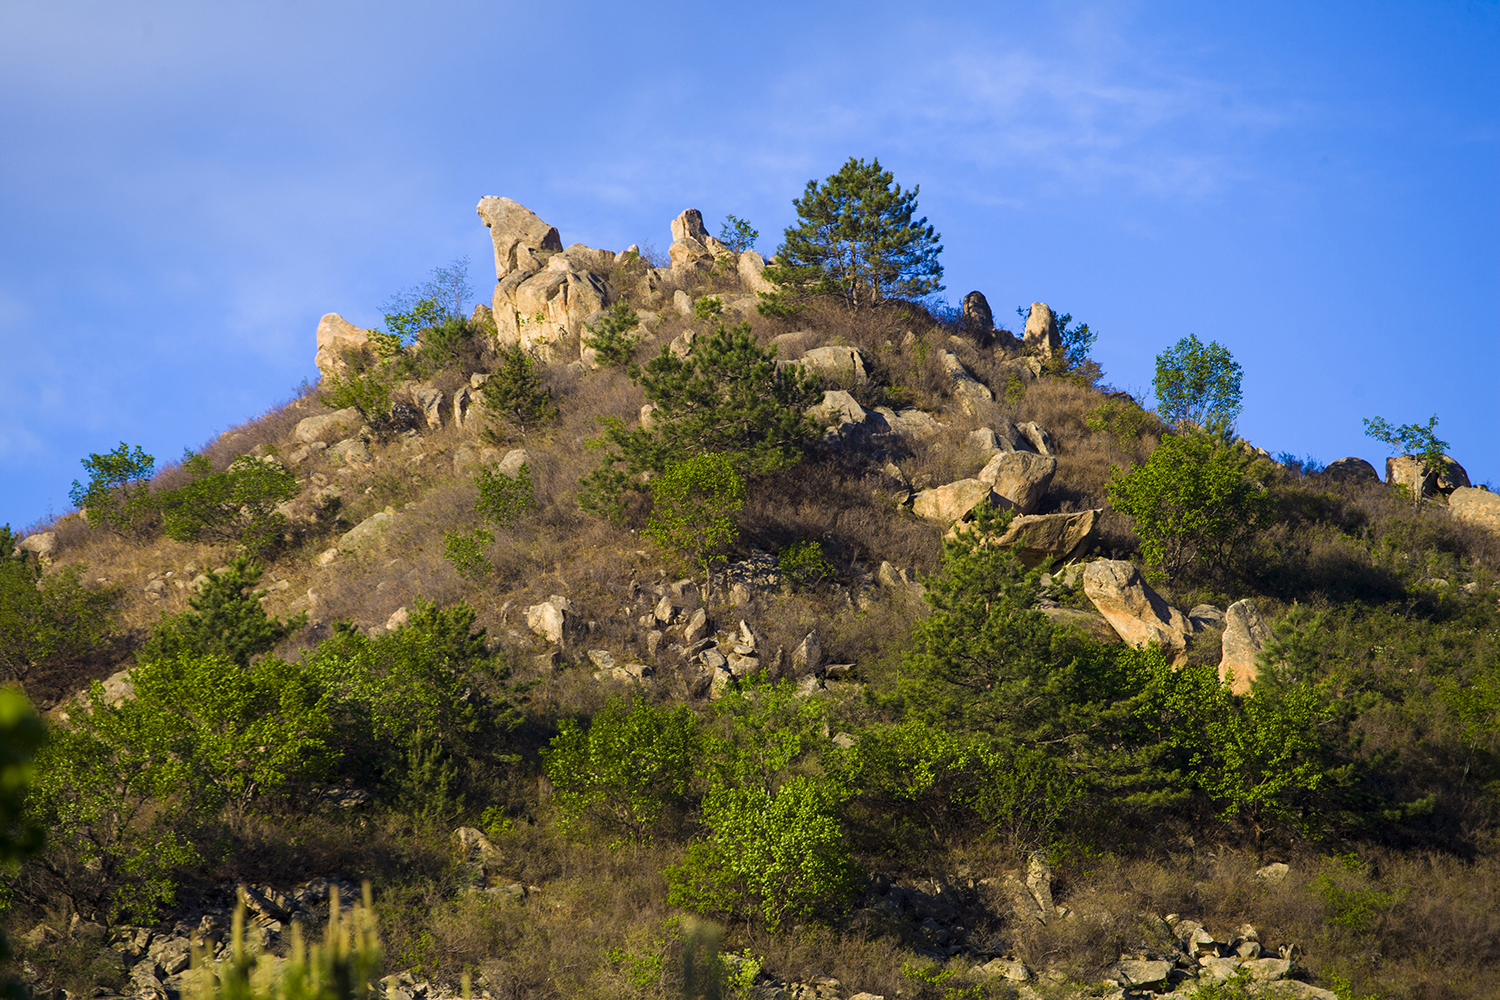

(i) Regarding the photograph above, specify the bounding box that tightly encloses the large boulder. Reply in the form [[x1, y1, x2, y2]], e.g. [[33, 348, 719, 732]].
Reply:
[[314, 314, 372, 378], [1324, 457, 1379, 483], [669, 208, 711, 244], [961, 291, 994, 335], [738, 250, 775, 293], [993, 509, 1098, 568], [1018, 421, 1054, 456], [525, 596, 577, 646], [798, 346, 868, 386], [295, 408, 363, 443], [477, 196, 562, 281], [337, 510, 395, 554], [809, 390, 870, 437], [913, 479, 997, 525], [1023, 302, 1061, 356], [977, 451, 1056, 515], [1384, 454, 1466, 498], [1450, 487, 1500, 535], [1219, 599, 1272, 695], [17, 532, 56, 560], [1437, 457, 1470, 493], [937, 351, 994, 412], [1082, 559, 1189, 661]]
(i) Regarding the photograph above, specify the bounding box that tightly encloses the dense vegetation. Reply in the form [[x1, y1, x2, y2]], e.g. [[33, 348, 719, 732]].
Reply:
[[2, 162, 1498, 1000]]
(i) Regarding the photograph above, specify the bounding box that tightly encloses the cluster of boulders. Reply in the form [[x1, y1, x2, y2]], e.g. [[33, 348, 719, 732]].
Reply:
[[17, 877, 361, 1000]]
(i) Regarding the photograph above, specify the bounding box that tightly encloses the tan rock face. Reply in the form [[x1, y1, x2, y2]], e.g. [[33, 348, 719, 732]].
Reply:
[[1450, 487, 1500, 535], [993, 509, 1098, 568], [961, 290, 993, 333], [978, 451, 1056, 515], [1082, 559, 1188, 661], [798, 346, 868, 386], [913, 479, 997, 525], [1325, 456, 1379, 482], [738, 250, 775, 293], [1023, 302, 1061, 356], [314, 313, 372, 378], [669, 208, 710, 244], [477, 196, 562, 280], [1219, 599, 1272, 695]]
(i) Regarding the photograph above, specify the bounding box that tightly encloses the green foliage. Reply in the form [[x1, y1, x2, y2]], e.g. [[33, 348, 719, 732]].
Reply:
[[0, 527, 118, 681], [777, 540, 835, 592], [645, 454, 747, 573], [0, 690, 46, 953], [692, 296, 724, 321], [583, 303, 643, 367], [718, 215, 759, 254], [581, 323, 820, 520], [474, 463, 537, 526], [1312, 856, 1402, 935], [753, 290, 803, 319], [1153, 334, 1244, 429], [383, 296, 448, 346], [141, 556, 304, 668], [442, 528, 494, 582], [69, 442, 156, 535], [1363, 414, 1449, 502], [1107, 431, 1271, 581], [382, 257, 473, 341], [543, 698, 700, 842], [480, 347, 559, 438], [1085, 396, 1156, 447], [318, 349, 396, 422], [302, 601, 518, 816], [770, 156, 943, 309], [188, 885, 383, 1000], [667, 774, 860, 929], [158, 453, 300, 554]]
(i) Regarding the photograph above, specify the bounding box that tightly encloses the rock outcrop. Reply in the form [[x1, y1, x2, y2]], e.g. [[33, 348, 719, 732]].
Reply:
[[993, 510, 1099, 568], [314, 314, 372, 378], [913, 480, 998, 526], [1219, 599, 1272, 695], [977, 451, 1056, 515], [1324, 457, 1379, 483], [1450, 487, 1500, 535], [1083, 559, 1189, 661], [1023, 302, 1061, 357]]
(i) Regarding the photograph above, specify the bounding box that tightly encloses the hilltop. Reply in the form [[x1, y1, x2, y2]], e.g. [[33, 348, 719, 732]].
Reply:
[[4, 185, 1500, 1000]]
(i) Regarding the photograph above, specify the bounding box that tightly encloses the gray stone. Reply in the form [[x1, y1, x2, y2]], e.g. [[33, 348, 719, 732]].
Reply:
[[314, 314, 373, 377], [739, 250, 775, 293], [476, 196, 562, 281], [937, 351, 993, 412], [1220, 599, 1272, 695], [497, 448, 529, 478], [683, 608, 709, 646], [799, 346, 868, 386], [329, 437, 372, 465], [413, 385, 444, 430], [1450, 486, 1500, 535], [993, 509, 1099, 568], [1324, 456, 1379, 483], [670, 208, 710, 244], [525, 596, 575, 645], [1254, 862, 1290, 883], [295, 408, 363, 443], [1023, 302, 1061, 356], [1111, 960, 1171, 987], [337, 510, 395, 554], [878, 407, 945, 439], [961, 291, 994, 334], [17, 531, 56, 560], [1018, 421, 1054, 456], [1189, 604, 1226, 629], [792, 631, 822, 677], [810, 390, 870, 434]]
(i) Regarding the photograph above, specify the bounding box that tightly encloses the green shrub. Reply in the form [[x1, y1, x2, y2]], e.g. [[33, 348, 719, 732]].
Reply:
[[645, 453, 747, 574], [582, 303, 642, 367], [474, 463, 536, 526], [68, 442, 156, 536], [158, 453, 300, 554], [542, 698, 700, 842], [479, 348, 559, 439], [693, 296, 724, 322], [718, 215, 759, 254], [778, 540, 835, 592], [1107, 431, 1271, 582], [141, 556, 304, 668], [1085, 396, 1155, 447], [442, 527, 494, 583], [0, 526, 119, 681]]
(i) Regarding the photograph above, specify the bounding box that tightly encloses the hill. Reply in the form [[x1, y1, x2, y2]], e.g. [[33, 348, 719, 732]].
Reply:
[[4, 191, 1500, 1000]]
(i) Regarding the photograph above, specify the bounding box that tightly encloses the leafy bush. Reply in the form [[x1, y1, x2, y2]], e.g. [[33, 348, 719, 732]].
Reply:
[[778, 540, 835, 592], [1085, 396, 1156, 447], [158, 453, 300, 554], [141, 556, 304, 667], [479, 348, 559, 439], [582, 303, 642, 367], [645, 454, 747, 574], [667, 774, 860, 929], [1153, 334, 1243, 429], [1107, 431, 1271, 582], [692, 296, 724, 322], [474, 463, 536, 526], [442, 527, 494, 583], [543, 698, 700, 842], [68, 442, 156, 536], [0, 526, 118, 682]]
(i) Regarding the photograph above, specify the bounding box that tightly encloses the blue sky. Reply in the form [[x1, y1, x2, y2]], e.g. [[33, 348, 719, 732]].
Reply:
[[2, 1, 1496, 527]]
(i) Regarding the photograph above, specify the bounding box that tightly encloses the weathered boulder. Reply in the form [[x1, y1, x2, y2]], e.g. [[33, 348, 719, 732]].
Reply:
[[1110, 961, 1171, 989], [993, 509, 1099, 568], [738, 250, 775, 293], [913, 479, 997, 525], [809, 390, 870, 436], [961, 290, 994, 334], [1040, 607, 1122, 645], [411, 384, 444, 430], [1437, 457, 1470, 493], [314, 314, 372, 378], [477, 196, 562, 281], [1386, 455, 1439, 498], [799, 346, 868, 385], [497, 448, 529, 478], [977, 451, 1056, 515], [669, 208, 710, 244], [1017, 421, 1054, 456], [1083, 559, 1189, 661], [525, 596, 576, 646], [328, 437, 372, 465], [669, 236, 714, 270], [1220, 599, 1272, 695], [337, 510, 394, 554], [1022, 302, 1061, 356], [937, 351, 993, 412], [1450, 487, 1500, 535], [792, 631, 823, 677], [878, 407, 945, 439], [1324, 456, 1379, 483], [1189, 603, 1226, 630], [17, 531, 56, 560]]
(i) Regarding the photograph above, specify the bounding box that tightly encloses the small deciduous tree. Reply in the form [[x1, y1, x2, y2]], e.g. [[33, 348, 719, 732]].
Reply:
[[69, 443, 156, 536], [1107, 432, 1270, 582], [1153, 334, 1244, 430], [645, 453, 747, 576], [1363, 413, 1449, 505], [157, 453, 300, 555], [0, 526, 119, 683], [768, 157, 943, 310], [718, 215, 759, 254]]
